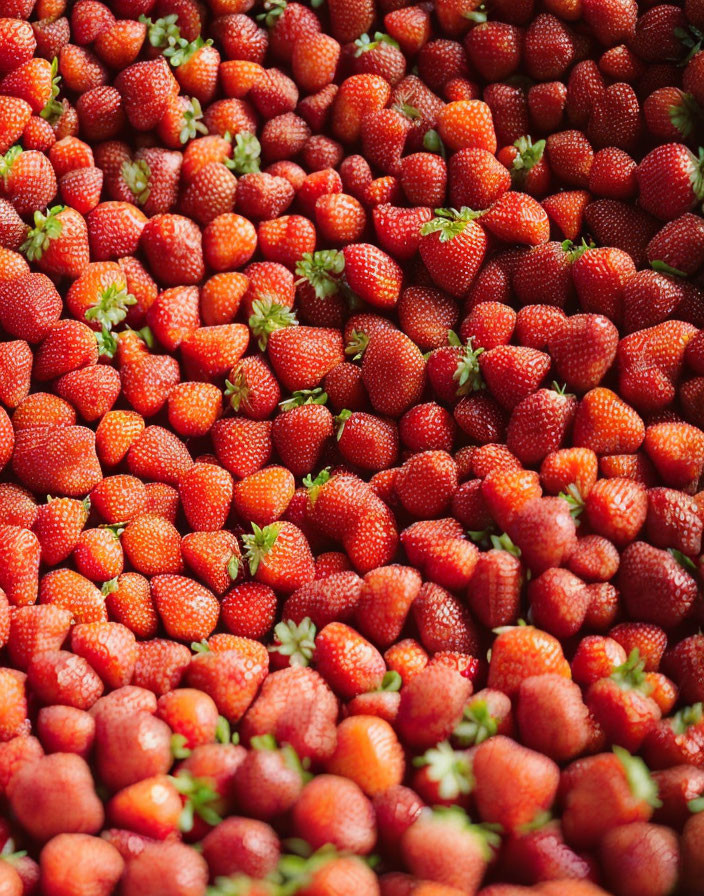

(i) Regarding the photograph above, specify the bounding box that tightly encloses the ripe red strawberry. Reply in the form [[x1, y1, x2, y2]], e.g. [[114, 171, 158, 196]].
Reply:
[[619, 541, 698, 629], [637, 143, 704, 221], [506, 386, 577, 465], [401, 807, 498, 893], [20, 205, 89, 279], [267, 326, 344, 394], [0, 97, 32, 155], [480, 345, 551, 411], [140, 213, 204, 287], [419, 208, 488, 297], [362, 329, 426, 418], [0, 147, 57, 218], [243, 521, 314, 594]]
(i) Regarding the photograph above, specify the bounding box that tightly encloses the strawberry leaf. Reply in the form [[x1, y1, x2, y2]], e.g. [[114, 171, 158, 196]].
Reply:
[[413, 741, 474, 800], [139, 13, 181, 48], [178, 97, 208, 144], [613, 746, 662, 808], [121, 158, 151, 206], [453, 699, 498, 746], [295, 249, 345, 299], [225, 132, 261, 175], [650, 258, 688, 278], [20, 205, 64, 262], [249, 298, 298, 351], [85, 282, 137, 330], [280, 387, 328, 412], [452, 337, 484, 395], [421, 207, 482, 242], [242, 522, 282, 575], [268, 617, 316, 667]]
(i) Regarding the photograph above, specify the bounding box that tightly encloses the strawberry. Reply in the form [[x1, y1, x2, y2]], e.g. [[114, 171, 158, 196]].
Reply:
[[395, 450, 458, 519], [600, 822, 679, 896], [121, 841, 207, 893], [103, 573, 158, 639], [39, 834, 124, 896], [268, 326, 344, 393], [644, 420, 704, 489], [281, 570, 362, 629], [114, 57, 178, 131], [140, 213, 204, 286], [121, 513, 183, 577], [241, 665, 338, 763], [8, 753, 104, 841], [354, 565, 421, 649], [211, 418, 273, 478], [517, 675, 590, 762], [637, 143, 704, 221], [243, 521, 315, 593], [573, 387, 645, 455], [362, 329, 426, 418], [646, 487, 702, 556], [151, 574, 220, 642], [0, 147, 57, 218], [647, 213, 704, 276], [314, 621, 386, 699], [619, 541, 698, 629], [401, 807, 498, 893], [0, 97, 32, 155], [480, 345, 551, 411], [20, 205, 89, 279], [506, 386, 577, 465]]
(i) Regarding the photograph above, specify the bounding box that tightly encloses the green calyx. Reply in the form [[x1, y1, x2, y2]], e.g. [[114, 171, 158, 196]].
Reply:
[[216, 714, 239, 744], [139, 13, 181, 48], [295, 250, 345, 300], [610, 648, 651, 694], [249, 298, 297, 351], [85, 283, 137, 330], [334, 408, 352, 440], [225, 132, 261, 175], [423, 128, 446, 158], [454, 700, 498, 747], [224, 371, 250, 413], [169, 771, 223, 832], [96, 326, 118, 359], [268, 617, 317, 667], [421, 207, 481, 242], [670, 92, 702, 139], [378, 670, 402, 692], [20, 205, 65, 262], [689, 796, 704, 813], [121, 158, 151, 206], [0, 145, 22, 181], [40, 57, 63, 123], [675, 24, 704, 65], [510, 135, 545, 186], [463, 3, 487, 23], [563, 237, 593, 263], [207, 874, 271, 896], [450, 332, 485, 396], [165, 34, 213, 68], [256, 0, 287, 28], [354, 31, 399, 56], [227, 554, 240, 580], [558, 483, 585, 523], [280, 388, 328, 412], [101, 576, 119, 595], [613, 745, 661, 808], [671, 702, 703, 735], [170, 733, 191, 759], [191, 639, 211, 653], [413, 741, 474, 801], [344, 329, 369, 361], [670, 548, 698, 572], [303, 467, 330, 504], [178, 97, 208, 145], [393, 100, 421, 121], [427, 807, 501, 860], [242, 522, 282, 575]]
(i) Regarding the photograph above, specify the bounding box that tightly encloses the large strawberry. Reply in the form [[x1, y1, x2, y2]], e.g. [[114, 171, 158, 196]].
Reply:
[[419, 208, 488, 297]]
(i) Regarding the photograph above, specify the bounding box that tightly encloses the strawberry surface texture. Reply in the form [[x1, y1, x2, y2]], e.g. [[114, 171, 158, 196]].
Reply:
[[2, 0, 704, 894]]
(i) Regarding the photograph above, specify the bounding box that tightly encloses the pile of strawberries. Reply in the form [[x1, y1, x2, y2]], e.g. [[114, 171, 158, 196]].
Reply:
[[3, 0, 704, 892]]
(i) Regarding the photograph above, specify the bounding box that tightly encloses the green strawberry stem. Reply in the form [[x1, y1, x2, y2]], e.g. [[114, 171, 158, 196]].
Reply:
[[0, 145, 22, 182], [20, 205, 65, 262], [450, 332, 485, 396], [225, 132, 261, 175], [610, 648, 651, 693], [121, 158, 151, 206], [256, 0, 287, 27], [558, 483, 585, 522], [101, 576, 119, 595], [334, 408, 352, 440], [250, 733, 278, 750], [510, 135, 545, 186], [280, 388, 328, 411], [613, 745, 662, 808], [453, 700, 498, 746], [242, 522, 282, 575], [303, 468, 331, 504], [139, 13, 181, 48], [40, 57, 63, 123], [249, 298, 298, 351], [354, 32, 399, 56], [650, 259, 688, 278], [671, 702, 703, 735], [670, 548, 698, 571], [421, 207, 482, 242], [169, 771, 223, 831], [413, 741, 474, 801], [423, 129, 446, 158], [227, 554, 240, 580], [178, 97, 208, 144], [164, 35, 213, 68], [85, 283, 137, 330], [268, 617, 317, 667], [669, 91, 703, 139], [95, 327, 118, 359], [344, 329, 369, 360], [379, 670, 402, 692], [489, 532, 521, 556], [295, 250, 345, 300]]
